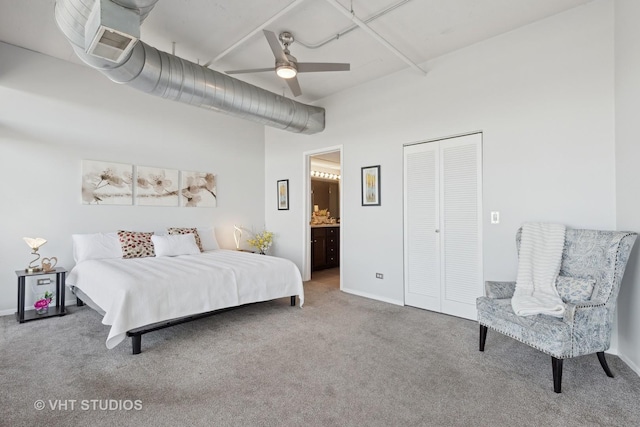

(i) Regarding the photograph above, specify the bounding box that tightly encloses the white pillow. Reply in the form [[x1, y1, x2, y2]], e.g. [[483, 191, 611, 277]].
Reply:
[[198, 227, 220, 251], [152, 234, 200, 257], [72, 232, 123, 263]]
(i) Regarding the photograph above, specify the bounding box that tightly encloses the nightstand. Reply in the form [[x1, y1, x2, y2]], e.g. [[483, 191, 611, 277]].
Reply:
[[15, 267, 67, 323]]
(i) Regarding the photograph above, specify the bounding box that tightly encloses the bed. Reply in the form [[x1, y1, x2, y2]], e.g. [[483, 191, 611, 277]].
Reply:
[[66, 230, 304, 354]]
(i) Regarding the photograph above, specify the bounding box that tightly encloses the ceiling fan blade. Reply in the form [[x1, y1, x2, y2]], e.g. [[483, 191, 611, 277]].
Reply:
[[297, 63, 351, 73], [263, 30, 288, 63], [225, 67, 275, 75], [286, 76, 302, 97]]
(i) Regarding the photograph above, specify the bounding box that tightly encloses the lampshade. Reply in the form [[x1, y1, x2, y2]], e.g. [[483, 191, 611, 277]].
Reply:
[[23, 237, 47, 250], [233, 225, 243, 250]]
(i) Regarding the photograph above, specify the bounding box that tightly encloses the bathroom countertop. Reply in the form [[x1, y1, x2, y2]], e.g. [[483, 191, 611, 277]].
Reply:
[[310, 223, 340, 228]]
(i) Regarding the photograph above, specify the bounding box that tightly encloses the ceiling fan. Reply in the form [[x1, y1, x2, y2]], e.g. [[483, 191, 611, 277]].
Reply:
[[225, 30, 350, 97]]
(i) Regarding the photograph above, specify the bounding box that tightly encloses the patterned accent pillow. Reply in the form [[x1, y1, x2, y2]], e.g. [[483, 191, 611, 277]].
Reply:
[[555, 275, 595, 303], [167, 227, 203, 252], [117, 231, 155, 259]]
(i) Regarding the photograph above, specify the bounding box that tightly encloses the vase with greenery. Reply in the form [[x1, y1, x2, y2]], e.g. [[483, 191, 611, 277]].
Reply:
[[247, 230, 274, 255]]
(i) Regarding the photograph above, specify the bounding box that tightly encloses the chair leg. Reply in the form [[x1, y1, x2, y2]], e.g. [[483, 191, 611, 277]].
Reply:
[[597, 352, 614, 378], [552, 357, 563, 393], [479, 325, 488, 351]]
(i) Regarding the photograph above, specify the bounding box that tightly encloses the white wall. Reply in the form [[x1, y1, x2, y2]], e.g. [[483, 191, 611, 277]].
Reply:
[[615, 0, 640, 374], [266, 1, 615, 306], [0, 42, 266, 312]]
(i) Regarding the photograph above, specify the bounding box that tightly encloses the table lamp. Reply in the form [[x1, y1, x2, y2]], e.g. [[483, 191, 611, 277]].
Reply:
[[23, 237, 47, 273], [233, 225, 242, 250]]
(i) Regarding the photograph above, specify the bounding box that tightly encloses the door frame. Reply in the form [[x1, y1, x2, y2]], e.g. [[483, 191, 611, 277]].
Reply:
[[302, 145, 343, 284], [403, 131, 483, 319]]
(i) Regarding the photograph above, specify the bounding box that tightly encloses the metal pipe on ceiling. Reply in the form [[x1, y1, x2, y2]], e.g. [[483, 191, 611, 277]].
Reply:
[[296, 0, 412, 50], [54, 0, 325, 134], [203, 0, 307, 67], [324, 0, 427, 76]]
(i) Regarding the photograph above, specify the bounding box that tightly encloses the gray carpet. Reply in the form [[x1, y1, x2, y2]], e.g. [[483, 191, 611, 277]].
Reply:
[[2, 268, 640, 427]]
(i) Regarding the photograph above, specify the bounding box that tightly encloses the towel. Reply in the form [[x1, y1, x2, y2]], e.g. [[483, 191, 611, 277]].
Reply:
[[511, 222, 566, 317]]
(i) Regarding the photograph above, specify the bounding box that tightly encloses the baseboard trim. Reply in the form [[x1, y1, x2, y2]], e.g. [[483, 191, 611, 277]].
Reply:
[[0, 308, 15, 317], [341, 288, 404, 306], [617, 352, 640, 377]]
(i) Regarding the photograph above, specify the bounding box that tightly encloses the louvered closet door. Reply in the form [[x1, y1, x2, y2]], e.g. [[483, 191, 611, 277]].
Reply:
[[439, 134, 482, 320], [403, 133, 482, 320], [404, 143, 440, 311]]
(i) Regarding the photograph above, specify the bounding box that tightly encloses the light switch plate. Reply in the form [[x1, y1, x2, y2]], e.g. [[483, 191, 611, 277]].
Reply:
[[491, 211, 500, 224]]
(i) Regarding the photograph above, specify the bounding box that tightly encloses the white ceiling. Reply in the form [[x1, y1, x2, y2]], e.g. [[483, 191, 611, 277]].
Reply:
[[0, 0, 594, 103]]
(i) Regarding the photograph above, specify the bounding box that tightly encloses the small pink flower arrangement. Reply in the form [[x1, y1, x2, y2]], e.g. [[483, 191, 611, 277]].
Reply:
[[34, 291, 54, 314]]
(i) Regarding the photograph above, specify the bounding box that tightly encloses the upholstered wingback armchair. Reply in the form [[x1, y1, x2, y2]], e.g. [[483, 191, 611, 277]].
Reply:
[[476, 228, 637, 393]]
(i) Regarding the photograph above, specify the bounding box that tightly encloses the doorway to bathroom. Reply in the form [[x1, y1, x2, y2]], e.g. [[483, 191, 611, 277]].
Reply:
[[303, 147, 342, 288]]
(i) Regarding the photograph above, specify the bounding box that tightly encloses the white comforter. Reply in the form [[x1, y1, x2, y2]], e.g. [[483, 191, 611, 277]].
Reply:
[[67, 250, 304, 349]]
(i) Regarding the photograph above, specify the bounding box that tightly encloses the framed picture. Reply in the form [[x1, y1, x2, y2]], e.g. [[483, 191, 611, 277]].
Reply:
[[135, 166, 179, 206], [361, 165, 381, 206], [81, 160, 133, 205], [277, 179, 289, 210], [180, 171, 217, 207]]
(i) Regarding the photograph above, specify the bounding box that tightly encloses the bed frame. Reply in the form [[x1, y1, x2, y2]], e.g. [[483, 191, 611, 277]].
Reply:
[[77, 296, 297, 354]]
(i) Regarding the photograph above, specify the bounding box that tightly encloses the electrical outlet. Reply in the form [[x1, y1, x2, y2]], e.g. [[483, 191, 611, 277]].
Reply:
[[37, 278, 51, 286], [376, 273, 384, 279]]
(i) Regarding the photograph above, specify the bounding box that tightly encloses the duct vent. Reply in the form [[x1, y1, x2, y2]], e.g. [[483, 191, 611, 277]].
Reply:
[[85, 0, 139, 63], [55, 0, 324, 133]]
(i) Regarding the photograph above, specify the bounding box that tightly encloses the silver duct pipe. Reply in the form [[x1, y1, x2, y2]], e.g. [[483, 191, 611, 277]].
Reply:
[[54, 0, 325, 134]]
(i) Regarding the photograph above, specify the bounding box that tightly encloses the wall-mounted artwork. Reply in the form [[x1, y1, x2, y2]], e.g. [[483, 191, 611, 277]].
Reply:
[[135, 166, 179, 206], [81, 160, 133, 205], [277, 179, 289, 210], [361, 165, 381, 206], [181, 171, 217, 207]]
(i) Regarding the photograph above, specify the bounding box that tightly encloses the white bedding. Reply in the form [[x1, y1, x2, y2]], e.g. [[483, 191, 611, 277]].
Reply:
[[67, 250, 304, 349]]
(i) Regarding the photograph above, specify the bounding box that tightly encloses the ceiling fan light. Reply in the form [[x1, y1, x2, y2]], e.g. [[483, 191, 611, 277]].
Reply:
[[276, 65, 297, 79]]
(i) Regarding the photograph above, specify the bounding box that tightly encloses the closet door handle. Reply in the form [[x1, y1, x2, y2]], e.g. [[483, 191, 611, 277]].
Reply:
[[435, 229, 440, 233]]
